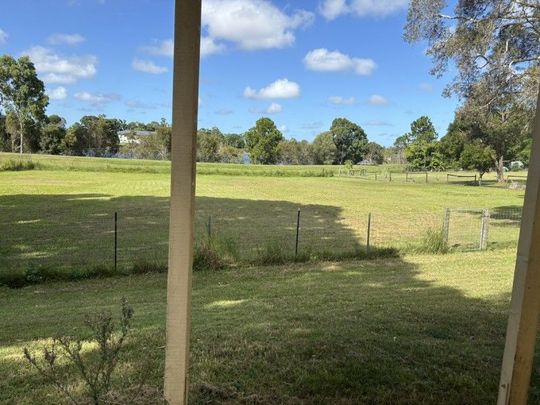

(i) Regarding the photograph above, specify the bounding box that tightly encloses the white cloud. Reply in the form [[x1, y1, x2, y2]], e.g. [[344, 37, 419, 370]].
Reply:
[[48, 86, 68, 100], [141, 39, 174, 57], [48, 33, 85, 45], [202, 0, 314, 51], [368, 94, 388, 105], [0, 29, 8, 45], [328, 96, 356, 105], [419, 82, 433, 92], [319, 0, 408, 20], [319, 0, 348, 20], [75, 91, 119, 106], [201, 36, 225, 57], [304, 48, 376, 75], [266, 102, 283, 113], [22, 46, 97, 85], [244, 78, 300, 100], [132, 59, 168, 74]]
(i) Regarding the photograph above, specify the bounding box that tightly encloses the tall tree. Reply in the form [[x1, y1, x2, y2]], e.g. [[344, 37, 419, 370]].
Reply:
[[40, 115, 67, 155], [197, 127, 223, 162], [402, 116, 439, 169], [365, 141, 385, 164], [330, 118, 368, 164], [460, 140, 495, 185], [245, 118, 283, 164], [0, 55, 48, 154], [405, 0, 539, 179], [313, 131, 337, 165]]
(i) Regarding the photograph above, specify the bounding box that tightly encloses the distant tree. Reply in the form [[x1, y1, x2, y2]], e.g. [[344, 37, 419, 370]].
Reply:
[[460, 141, 495, 185], [277, 139, 300, 165], [0, 113, 8, 151], [197, 127, 223, 162], [219, 145, 243, 163], [313, 131, 337, 165], [223, 133, 245, 149], [451, 101, 533, 181], [79, 115, 121, 156], [63, 123, 90, 155], [365, 142, 385, 164], [40, 115, 67, 154], [297, 140, 315, 165], [245, 118, 283, 164], [330, 118, 368, 164], [402, 116, 439, 170], [438, 119, 467, 167], [0, 55, 48, 154]]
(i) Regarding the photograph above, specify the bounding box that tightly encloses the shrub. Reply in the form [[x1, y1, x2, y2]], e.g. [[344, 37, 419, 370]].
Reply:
[[0, 159, 39, 171], [415, 228, 448, 254], [193, 231, 239, 271], [23, 298, 142, 404], [254, 239, 293, 265]]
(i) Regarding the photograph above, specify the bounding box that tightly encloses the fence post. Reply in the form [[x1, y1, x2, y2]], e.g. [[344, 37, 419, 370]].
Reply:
[[406, 172, 409, 182], [426, 172, 428, 184], [295, 209, 301, 257], [389, 172, 392, 182], [480, 209, 490, 250], [114, 211, 118, 272], [367, 212, 372, 254], [443, 208, 450, 245], [207, 215, 212, 243]]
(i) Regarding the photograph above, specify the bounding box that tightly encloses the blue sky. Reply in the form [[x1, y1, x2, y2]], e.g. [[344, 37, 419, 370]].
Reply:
[[0, 0, 459, 146]]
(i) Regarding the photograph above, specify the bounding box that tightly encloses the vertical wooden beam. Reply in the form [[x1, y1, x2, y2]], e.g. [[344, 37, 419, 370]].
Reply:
[[498, 89, 540, 405], [164, 1, 201, 404]]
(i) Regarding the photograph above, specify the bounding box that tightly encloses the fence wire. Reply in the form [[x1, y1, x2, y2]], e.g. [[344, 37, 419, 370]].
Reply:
[[0, 204, 522, 276]]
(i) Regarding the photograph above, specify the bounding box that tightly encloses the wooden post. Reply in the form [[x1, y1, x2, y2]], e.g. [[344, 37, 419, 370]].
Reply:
[[442, 208, 450, 246], [479, 209, 490, 251], [164, 1, 201, 404], [366, 212, 371, 254], [497, 89, 540, 405], [295, 209, 301, 257]]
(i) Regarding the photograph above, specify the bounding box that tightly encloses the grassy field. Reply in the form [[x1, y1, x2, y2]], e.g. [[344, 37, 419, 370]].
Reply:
[[1, 249, 539, 404], [0, 153, 526, 281], [0, 153, 537, 403]]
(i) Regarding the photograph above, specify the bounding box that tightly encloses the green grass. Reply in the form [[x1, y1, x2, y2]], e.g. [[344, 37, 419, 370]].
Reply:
[[0, 153, 525, 280], [1, 249, 539, 404]]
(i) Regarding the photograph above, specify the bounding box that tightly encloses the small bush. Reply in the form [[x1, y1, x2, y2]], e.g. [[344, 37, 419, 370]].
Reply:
[[132, 259, 167, 275], [254, 239, 293, 265], [0, 159, 40, 171], [415, 228, 449, 254], [193, 239, 226, 271], [23, 298, 142, 404]]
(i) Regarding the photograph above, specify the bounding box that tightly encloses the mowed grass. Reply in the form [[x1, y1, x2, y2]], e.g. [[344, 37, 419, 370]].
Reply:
[[0, 153, 524, 277], [1, 249, 539, 404]]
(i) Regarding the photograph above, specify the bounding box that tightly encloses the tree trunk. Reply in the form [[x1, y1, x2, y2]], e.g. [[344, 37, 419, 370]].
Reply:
[[496, 155, 505, 182], [18, 118, 24, 155]]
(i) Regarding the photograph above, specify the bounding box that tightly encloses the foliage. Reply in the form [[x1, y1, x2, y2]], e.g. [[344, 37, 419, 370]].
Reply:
[[23, 298, 135, 404], [197, 127, 223, 162], [40, 115, 67, 154], [405, 0, 540, 103], [0, 55, 48, 154], [365, 141, 385, 164], [330, 118, 368, 164], [415, 228, 448, 254], [0, 158, 39, 171], [313, 131, 337, 165], [277, 138, 315, 165], [245, 117, 283, 164], [460, 141, 495, 183]]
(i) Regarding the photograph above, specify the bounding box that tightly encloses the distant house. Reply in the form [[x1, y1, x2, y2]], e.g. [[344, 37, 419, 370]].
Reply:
[[118, 130, 156, 145]]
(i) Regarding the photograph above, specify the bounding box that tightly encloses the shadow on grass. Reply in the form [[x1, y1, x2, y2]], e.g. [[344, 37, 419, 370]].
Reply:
[[1, 254, 539, 403], [0, 193, 394, 286]]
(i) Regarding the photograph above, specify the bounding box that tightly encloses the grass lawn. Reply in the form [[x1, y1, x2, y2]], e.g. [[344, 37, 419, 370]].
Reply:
[[1, 249, 539, 404], [0, 154, 525, 278]]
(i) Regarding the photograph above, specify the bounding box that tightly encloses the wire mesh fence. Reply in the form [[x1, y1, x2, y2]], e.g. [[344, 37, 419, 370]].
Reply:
[[0, 203, 523, 279]]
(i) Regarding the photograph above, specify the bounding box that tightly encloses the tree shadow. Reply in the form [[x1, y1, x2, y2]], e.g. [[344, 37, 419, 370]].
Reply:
[[0, 193, 375, 277], [0, 194, 538, 403]]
